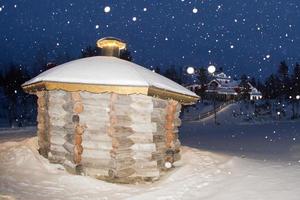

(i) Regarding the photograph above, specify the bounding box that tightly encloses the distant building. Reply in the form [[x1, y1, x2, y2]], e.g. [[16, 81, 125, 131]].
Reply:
[[248, 83, 263, 100], [186, 72, 262, 101]]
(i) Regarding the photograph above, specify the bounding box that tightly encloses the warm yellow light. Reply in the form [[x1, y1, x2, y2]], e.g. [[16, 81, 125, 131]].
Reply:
[[97, 38, 126, 50]]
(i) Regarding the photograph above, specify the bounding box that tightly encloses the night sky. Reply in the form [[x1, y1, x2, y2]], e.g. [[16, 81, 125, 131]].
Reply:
[[1, 0, 300, 79]]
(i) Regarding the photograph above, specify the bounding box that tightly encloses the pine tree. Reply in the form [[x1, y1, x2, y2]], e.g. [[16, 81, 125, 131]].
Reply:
[[163, 66, 182, 84], [291, 63, 300, 96], [81, 46, 98, 58], [197, 67, 208, 85], [1, 64, 30, 127], [277, 61, 289, 98]]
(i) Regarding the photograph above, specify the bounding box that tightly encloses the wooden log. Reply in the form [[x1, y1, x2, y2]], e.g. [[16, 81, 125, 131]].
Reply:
[[63, 160, 77, 174], [82, 149, 111, 160], [152, 98, 168, 108], [73, 101, 84, 114], [133, 160, 158, 169], [63, 141, 74, 153], [130, 94, 153, 103], [63, 122, 74, 130], [151, 151, 164, 161], [75, 124, 86, 134], [112, 137, 134, 147], [129, 133, 154, 143], [130, 103, 153, 112], [151, 111, 167, 123], [50, 135, 66, 145], [80, 104, 109, 112], [165, 100, 178, 149], [48, 106, 67, 115], [81, 157, 111, 169], [82, 140, 112, 150], [132, 151, 153, 160], [49, 150, 65, 158], [36, 90, 50, 158], [108, 168, 135, 178], [48, 152, 65, 164], [83, 167, 109, 177], [133, 169, 160, 178], [80, 92, 110, 101], [49, 118, 67, 127], [153, 135, 165, 143], [111, 158, 135, 170], [129, 113, 152, 123], [131, 143, 156, 152], [82, 132, 111, 141], [74, 147, 82, 164], [85, 121, 109, 130], [62, 103, 73, 113], [50, 144, 66, 153], [110, 149, 133, 157]]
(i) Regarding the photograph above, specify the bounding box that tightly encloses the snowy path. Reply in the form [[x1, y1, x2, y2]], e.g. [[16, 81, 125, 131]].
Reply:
[[1, 127, 300, 200]]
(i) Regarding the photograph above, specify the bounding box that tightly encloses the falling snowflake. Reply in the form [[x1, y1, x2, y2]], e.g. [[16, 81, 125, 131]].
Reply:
[[104, 6, 111, 13], [132, 17, 137, 21], [143, 8, 147, 12], [95, 24, 99, 29], [230, 45, 234, 49], [192, 8, 198, 14]]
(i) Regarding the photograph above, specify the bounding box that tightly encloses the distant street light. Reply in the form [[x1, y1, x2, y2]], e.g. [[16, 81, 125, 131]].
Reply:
[[296, 95, 300, 100], [187, 66, 195, 75], [207, 64, 218, 124], [208, 65, 216, 74]]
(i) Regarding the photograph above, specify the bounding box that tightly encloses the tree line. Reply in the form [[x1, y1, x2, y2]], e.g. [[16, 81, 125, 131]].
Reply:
[[0, 44, 299, 127]]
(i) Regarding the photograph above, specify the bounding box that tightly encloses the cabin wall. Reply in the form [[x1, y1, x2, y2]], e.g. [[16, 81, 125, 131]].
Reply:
[[36, 91, 50, 158], [36, 90, 182, 183]]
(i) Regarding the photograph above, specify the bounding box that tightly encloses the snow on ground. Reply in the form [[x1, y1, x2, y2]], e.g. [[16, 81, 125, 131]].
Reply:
[[1, 103, 300, 200]]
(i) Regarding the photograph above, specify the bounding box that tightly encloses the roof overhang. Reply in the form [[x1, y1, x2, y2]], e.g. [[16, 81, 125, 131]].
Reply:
[[22, 81, 199, 105]]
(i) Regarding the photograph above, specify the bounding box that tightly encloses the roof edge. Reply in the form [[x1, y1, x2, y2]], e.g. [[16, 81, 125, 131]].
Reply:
[[22, 81, 199, 104]]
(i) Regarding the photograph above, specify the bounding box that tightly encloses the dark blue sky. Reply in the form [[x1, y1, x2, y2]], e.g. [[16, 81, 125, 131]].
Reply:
[[1, 0, 299, 79]]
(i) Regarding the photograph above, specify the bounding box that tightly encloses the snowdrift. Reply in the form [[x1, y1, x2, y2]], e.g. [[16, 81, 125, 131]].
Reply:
[[1, 132, 300, 200]]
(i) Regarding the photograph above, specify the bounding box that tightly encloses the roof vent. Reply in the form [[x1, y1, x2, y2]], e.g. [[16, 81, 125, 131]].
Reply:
[[96, 37, 126, 58]]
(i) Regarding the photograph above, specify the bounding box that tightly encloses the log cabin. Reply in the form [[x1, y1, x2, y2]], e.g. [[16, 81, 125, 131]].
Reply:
[[22, 37, 199, 183]]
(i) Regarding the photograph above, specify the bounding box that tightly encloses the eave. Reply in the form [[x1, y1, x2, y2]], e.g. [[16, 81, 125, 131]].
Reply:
[[22, 81, 199, 105]]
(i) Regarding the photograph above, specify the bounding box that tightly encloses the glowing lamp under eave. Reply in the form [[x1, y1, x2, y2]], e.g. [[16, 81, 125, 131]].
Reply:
[[296, 95, 300, 100], [208, 65, 216, 74], [187, 66, 195, 74]]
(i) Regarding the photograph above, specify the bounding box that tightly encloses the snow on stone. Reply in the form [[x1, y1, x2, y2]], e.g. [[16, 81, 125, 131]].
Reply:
[[23, 56, 197, 97]]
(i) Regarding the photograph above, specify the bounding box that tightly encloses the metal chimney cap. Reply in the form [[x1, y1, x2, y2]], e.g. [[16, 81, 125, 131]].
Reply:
[[96, 37, 126, 50]]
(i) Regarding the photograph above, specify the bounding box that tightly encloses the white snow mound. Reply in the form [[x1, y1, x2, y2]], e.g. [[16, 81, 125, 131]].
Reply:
[[1, 135, 300, 200]]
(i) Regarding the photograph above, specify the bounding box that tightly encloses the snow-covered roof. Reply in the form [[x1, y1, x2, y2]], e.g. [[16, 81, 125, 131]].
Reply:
[[208, 79, 240, 89], [23, 56, 198, 104]]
